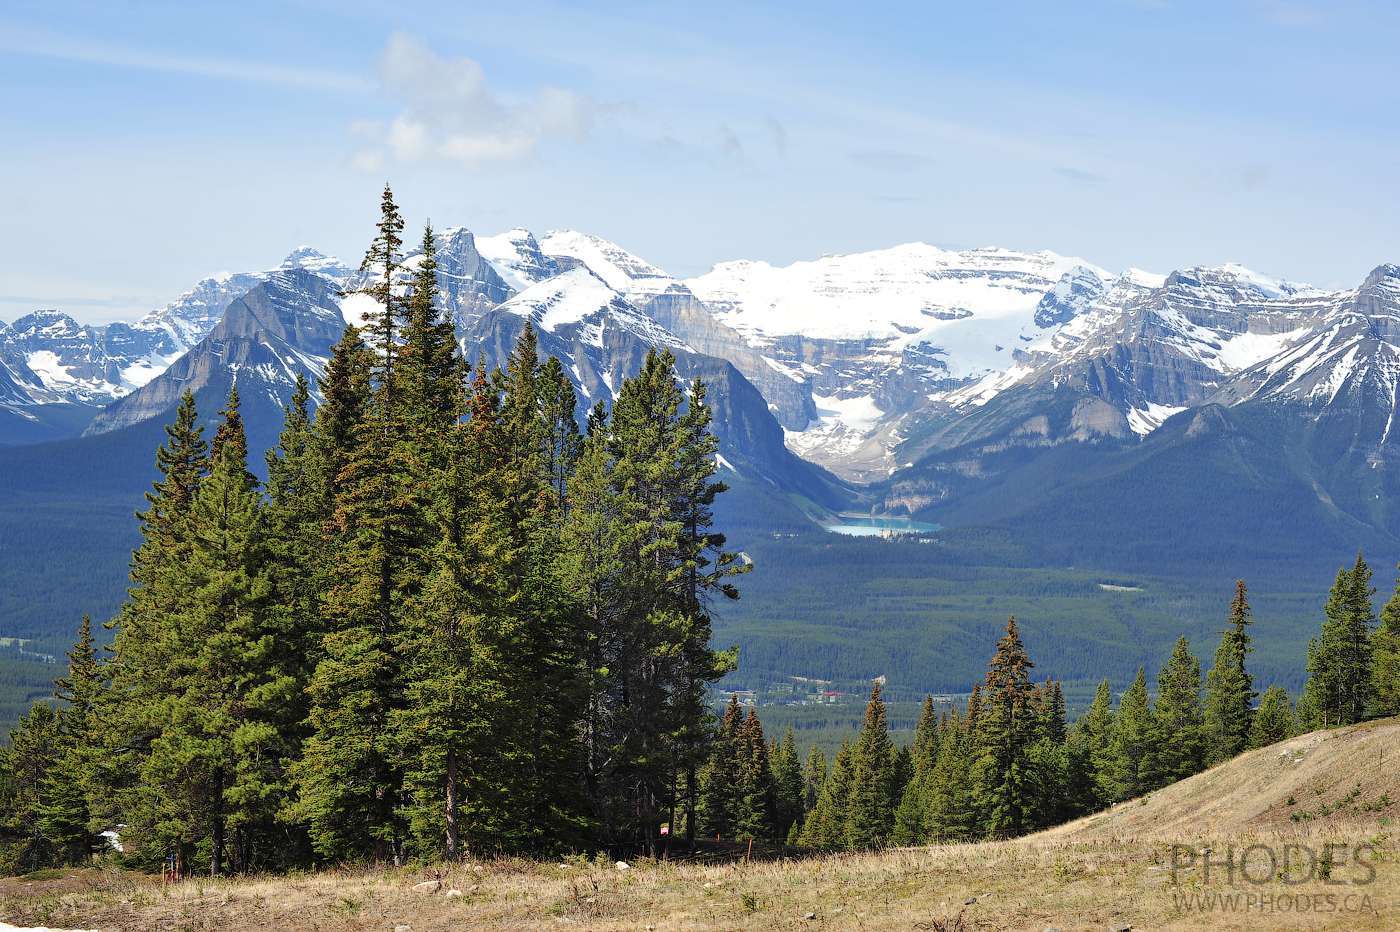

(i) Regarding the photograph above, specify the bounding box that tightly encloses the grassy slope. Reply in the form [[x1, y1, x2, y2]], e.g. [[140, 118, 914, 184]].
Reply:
[[4, 719, 1396, 931]]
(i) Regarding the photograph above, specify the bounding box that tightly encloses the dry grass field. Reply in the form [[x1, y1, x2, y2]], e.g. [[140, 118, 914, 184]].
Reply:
[[2, 719, 1395, 932]]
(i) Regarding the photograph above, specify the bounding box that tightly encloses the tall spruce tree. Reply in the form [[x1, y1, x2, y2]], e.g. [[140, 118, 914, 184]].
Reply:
[[1249, 686, 1296, 748], [1374, 567, 1400, 717], [38, 616, 104, 864], [697, 696, 744, 838], [1303, 555, 1376, 728], [769, 728, 803, 844], [1147, 636, 1205, 787], [1067, 678, 1116, 813], [295, 195, 419, 863], [972, 617, 1039, 838], [844, 683, 896, 848], [1203, 580, 1255, 764], [96, 391, 208, 875], [798, 739, 852, 849], [1102, 668, 1152, 803], [923, 707, 977, 841], [734, 710, 775, 841]]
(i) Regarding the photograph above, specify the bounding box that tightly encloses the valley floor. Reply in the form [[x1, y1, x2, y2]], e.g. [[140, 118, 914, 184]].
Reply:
[[4, 719, 1396, 931]]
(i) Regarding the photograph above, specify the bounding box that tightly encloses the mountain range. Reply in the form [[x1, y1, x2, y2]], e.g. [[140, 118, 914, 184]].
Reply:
[[5, 224, 1399, 710], [9, 228, 1400, 533]]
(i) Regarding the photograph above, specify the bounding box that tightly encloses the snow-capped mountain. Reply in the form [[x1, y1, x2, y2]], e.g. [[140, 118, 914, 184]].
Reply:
[[0, 248, 353, 418], [86, 267, 349, 435], [18, 216, 1400, 541], [683, 244, 1108, 480]]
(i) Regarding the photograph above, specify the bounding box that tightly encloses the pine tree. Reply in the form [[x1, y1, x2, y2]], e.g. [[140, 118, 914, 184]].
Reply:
[[798, 739, 852, 849], [908, 696, 941, 777], [972, 617, 1039, 838], [769, 728, 804, 844], [801, 744, 827, 814], [1203, 580, 1255, 764], [133, 386, 289, 875], [734, 710, 775, 840], [1102, 668, 1152, 802], [697, 696, 744, 837], [844, 683, 896, 849], [923, 707, 977, 841], [295, 202, 420, 859], [1249, 686, 1296, 748], [1373, 566, 1400, 717], [0, 703, 62, 872], [538, 354, 581, 517], [1303, 556, 1376, 727], [352, 184, 407, 406], [95, 392, 209, 875], [38, 616, 104, 864], [1147, 636, 1205, 787], [1068, 678, 1115, 813]]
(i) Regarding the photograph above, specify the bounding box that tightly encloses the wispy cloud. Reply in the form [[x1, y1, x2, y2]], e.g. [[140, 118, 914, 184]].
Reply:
[[1054, 165, 1108, 185], [353, 33, 596, 169], [0, 24, 371, 92], [849, 149, 932, 174]]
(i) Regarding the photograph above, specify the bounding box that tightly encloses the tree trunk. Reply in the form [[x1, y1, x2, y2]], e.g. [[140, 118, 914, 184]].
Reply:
[[211, 771, 225, 877], [445, 748, 460, 859]]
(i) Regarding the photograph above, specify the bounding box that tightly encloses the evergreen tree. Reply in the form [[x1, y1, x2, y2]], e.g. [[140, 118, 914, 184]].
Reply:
[[38, 616, 104, 864], [801, 744, 827, 815], [0, 703, 62, 872], [697, 696, 744, 837], [1067, 678, 1115, 813], [134, 387, 289, 875], [734, 710, 774, 840], [1373, 567, 1400, 717], [972, 617, 1039, 838], [538, 355, 581, 517], [1203, 580, 1255, 764], [95, 392, 209, 875], [908, 696, 941, 777], [923, 708, 977, 841], [798, 739, 852, 849], [352, 184, 407, 404], [1102, 668, 1152, 802], [1147, 636, 1205, 787], [1249, 686, 1296, 748], [1303, 555, 1376, 727], [769, 728, 804, 844], [844, 683, 895, 848]]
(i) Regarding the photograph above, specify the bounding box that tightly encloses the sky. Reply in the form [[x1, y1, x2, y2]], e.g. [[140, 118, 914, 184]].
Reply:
[[3, 0, 1399, 324]]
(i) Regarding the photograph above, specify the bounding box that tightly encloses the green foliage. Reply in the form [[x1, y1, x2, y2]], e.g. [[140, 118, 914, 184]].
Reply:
[[1148, 636, 1205, 786], [1249, 685, 1296, 749], [1203, 580, 1255, 764], [843, 683, 895, 848], [1303, 554, 1375, 728]]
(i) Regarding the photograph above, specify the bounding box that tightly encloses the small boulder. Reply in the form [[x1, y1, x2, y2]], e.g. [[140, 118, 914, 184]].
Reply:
[[412, 879, 442, 894], [395, 925, 413, 932], [1108, 924, 1133, 932], [963, 896, 977, 905], [615, 860, 631, 871], [445, 888, 464, 899], [802, 911, 818, 920]]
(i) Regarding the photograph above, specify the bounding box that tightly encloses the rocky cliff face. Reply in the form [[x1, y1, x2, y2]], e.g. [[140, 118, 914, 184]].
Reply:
[[86, 268, 347, 435]]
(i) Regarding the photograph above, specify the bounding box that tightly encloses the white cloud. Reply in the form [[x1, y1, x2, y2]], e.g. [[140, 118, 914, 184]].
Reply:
[[358, 33, 596, 168]]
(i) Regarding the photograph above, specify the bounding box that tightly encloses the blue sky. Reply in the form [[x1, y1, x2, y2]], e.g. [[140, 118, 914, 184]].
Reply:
[[3, 0, 1399, 323]]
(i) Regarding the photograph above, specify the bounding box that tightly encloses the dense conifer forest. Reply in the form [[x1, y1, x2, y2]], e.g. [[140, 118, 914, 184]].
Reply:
[[1, 189, 1397, 875]]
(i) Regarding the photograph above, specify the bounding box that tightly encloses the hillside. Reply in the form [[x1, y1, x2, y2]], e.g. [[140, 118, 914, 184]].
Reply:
[[3, 719, 1394, 931], [1042, 715, 1400, 842]]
